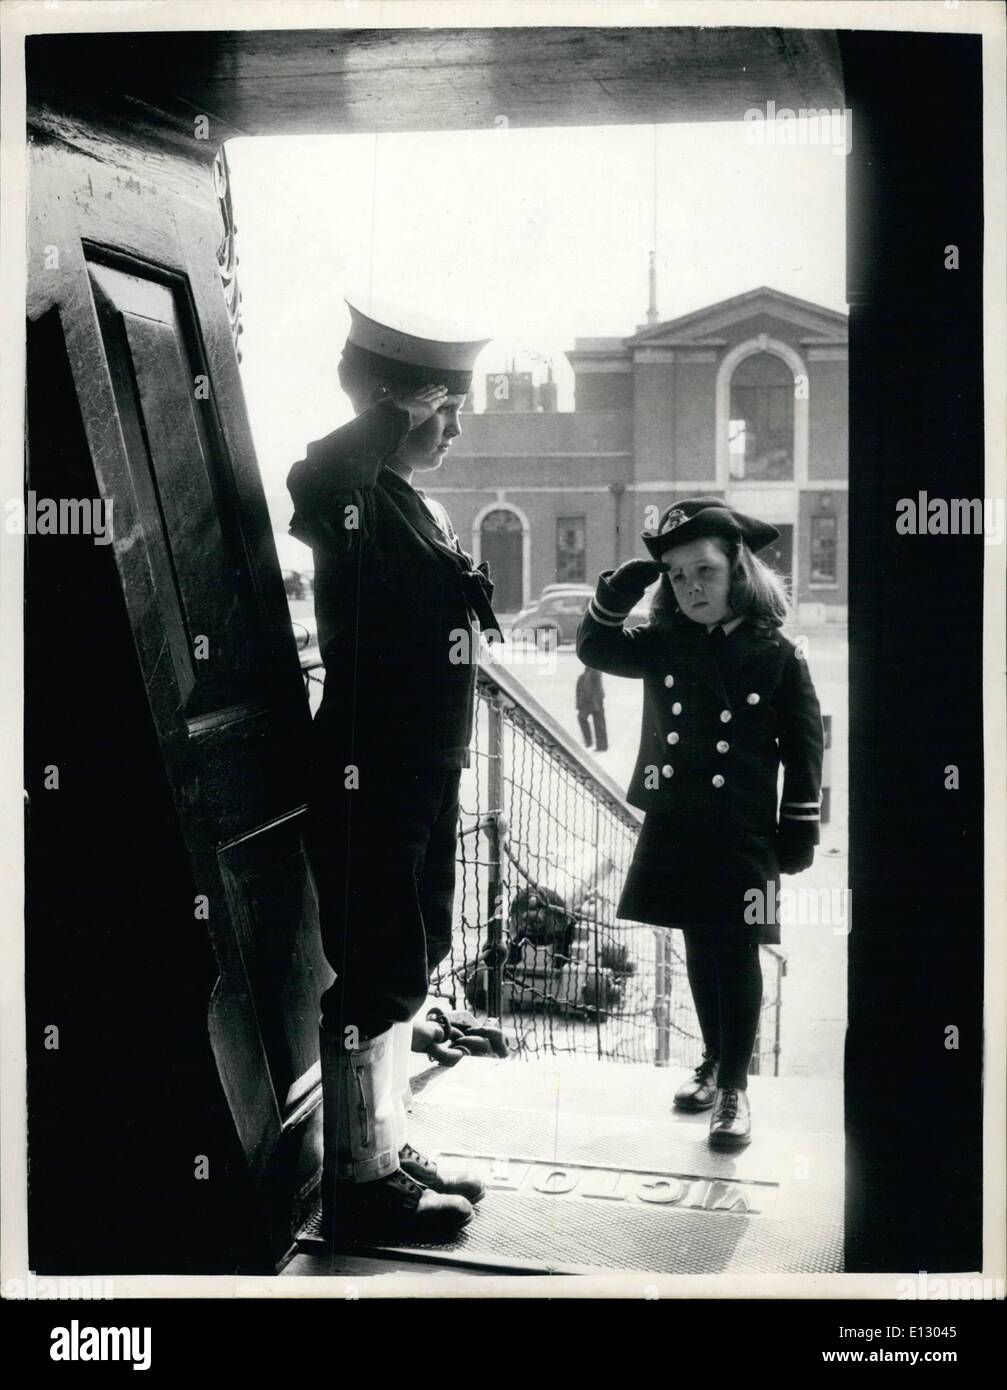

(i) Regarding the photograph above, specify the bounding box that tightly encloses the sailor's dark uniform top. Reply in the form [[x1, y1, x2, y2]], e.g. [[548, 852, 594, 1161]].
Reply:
[[287, 396, 498, 772], [577, 571, 824, 935]]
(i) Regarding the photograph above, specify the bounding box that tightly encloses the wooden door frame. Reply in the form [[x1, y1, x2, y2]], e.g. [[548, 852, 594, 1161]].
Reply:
[[27, 143, 312, 1176]]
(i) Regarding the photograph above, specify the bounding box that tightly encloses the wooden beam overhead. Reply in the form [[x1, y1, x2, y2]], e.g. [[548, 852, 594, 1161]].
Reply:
[[28, 26, 844, 143]]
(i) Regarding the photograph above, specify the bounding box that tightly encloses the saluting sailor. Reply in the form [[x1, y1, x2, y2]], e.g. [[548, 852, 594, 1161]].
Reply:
[[287, 300, 506, 1245], [577, 497, 824, 1150]]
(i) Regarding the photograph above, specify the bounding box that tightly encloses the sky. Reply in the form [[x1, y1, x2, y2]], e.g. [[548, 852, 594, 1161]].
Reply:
[[225, 120, 846, 566]]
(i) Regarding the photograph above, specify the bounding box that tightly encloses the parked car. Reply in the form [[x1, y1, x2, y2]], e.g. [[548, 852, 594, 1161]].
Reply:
[[511, 583, 655, 645], [511, 590, 592, 646], [539, 582, 595, 599]]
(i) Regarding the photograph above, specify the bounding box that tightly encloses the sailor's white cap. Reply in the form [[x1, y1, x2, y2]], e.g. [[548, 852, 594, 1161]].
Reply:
[[343, 297, 491, 392]]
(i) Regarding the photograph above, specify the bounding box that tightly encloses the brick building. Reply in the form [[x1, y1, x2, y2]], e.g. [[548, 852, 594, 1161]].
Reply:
[[427, 287, 848, 622]]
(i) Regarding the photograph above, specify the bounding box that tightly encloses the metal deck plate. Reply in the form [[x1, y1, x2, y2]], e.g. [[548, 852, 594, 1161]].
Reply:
[[296, 1061, 844, 1276]]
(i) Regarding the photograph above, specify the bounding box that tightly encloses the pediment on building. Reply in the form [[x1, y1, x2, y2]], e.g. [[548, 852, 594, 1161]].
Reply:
[[628, 287, 847, 347]]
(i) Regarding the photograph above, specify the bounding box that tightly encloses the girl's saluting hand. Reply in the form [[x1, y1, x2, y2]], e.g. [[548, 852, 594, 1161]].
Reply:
[[607, 558, 667, 603]]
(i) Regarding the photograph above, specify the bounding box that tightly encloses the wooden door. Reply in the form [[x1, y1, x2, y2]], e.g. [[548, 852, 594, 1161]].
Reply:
[[28, 140, 330, 1235]]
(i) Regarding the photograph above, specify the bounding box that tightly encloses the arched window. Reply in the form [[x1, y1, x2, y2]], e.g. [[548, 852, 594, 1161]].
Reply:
[[728, 351, 795, 481]]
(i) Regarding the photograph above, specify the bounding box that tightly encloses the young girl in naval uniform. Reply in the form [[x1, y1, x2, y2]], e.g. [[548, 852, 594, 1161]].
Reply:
[[577, 497, 824, 1149]]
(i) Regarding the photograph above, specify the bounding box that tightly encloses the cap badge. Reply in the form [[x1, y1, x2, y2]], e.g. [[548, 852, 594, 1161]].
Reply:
[[660, 508, 688, 534]]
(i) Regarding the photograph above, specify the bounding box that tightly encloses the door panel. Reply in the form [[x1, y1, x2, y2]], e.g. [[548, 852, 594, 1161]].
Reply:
[[28, 145, 328, 1218], [88, 260, 267, 716], [218, 816, 328, 1113], [482, 529, 522, 611], [481, 510, 523, 611]]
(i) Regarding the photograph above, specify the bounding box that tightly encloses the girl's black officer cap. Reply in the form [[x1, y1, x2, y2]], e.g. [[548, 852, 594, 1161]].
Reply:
[[642, 496, 780, 562]]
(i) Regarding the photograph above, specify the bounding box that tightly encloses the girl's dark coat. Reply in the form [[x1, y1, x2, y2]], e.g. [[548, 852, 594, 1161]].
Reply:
[[577, 572, 825, 943]]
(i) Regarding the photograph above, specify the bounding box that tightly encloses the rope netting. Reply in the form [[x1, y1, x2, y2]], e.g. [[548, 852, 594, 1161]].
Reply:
[[302, 657, 783, 1071], [427, 663, 785, 1072]]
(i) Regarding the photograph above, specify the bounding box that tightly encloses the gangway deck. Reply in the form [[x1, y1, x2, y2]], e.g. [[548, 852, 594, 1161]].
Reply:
[[284, 1054, 843, 1284]]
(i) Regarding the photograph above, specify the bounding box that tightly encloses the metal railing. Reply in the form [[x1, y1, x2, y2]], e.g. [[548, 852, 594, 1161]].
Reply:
[[301, 652, 785, 1073]]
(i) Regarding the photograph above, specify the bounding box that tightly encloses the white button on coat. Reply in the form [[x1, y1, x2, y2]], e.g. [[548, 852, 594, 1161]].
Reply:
[[711, 774, 725, 788], [662, 765, 674, 778], [664, 675, 675, 688], [672, 702, 682, 715], [747, 692, 760, 705], [666, 732, 679, 745], [716, 740, 729, 753], [720, 710, 732, 723]]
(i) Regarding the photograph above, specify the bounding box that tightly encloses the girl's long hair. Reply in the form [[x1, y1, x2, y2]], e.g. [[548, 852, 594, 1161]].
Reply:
[[649, 535, 796, 632]]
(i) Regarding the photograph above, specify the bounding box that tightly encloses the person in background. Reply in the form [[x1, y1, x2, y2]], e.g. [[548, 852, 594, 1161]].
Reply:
[[575, 664, 608, 751], [577, 497, 823, 1151]]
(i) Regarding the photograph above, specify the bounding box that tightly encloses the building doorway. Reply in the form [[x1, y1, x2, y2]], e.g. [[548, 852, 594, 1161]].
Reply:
[[479, 508, 524, 613]]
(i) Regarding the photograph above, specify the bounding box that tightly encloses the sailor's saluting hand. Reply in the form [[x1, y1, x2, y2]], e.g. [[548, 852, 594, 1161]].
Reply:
[[373, 382, 449, 431]]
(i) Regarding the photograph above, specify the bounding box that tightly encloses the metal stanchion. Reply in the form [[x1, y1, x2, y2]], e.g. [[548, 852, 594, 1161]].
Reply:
[[485, 692, 505, 1019], [653, 930, 672, 1067]]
